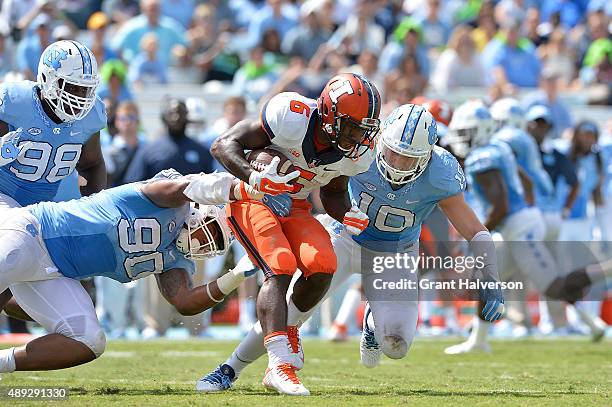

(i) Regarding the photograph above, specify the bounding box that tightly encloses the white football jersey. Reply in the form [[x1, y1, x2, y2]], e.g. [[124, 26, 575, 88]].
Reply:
[[261, 92, 375, 200]]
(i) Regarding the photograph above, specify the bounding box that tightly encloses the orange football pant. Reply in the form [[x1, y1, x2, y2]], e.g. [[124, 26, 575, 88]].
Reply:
[[226, 199, 337, 279]]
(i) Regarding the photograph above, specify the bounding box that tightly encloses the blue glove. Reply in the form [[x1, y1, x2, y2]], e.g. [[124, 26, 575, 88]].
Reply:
[[262, 193, 292, 217], [480, 285, 505, 322]]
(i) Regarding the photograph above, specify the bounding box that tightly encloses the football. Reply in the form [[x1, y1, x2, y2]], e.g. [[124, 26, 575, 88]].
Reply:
[[246, 148, 298, 181]]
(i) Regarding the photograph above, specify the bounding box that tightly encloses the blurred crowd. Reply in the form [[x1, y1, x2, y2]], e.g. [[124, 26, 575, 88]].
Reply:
[[1, 0, 611, 339]]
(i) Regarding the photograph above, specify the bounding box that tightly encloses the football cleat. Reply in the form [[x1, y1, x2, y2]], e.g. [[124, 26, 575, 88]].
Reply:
[[287, 325, 304, 370], [444, 340, 492, 355], [360, 304, 381, 368], [329, 322, 348, 342], [195, 364, 236, 392], [262, 363, 310, 396]]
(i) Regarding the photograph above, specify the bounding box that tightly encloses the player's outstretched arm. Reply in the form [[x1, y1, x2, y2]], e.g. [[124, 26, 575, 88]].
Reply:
[[439, 193, 504, 322], [210, 119, 271, 183], [156, 260, 258, 315], [474, 169, 509, 231], [76, 132, 107, 196]]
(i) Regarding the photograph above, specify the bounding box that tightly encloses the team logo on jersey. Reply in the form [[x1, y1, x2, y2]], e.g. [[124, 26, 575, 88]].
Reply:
[[387, 193, 396, 200], [28, 127, 42, 136], [53, 128, 61, 135], [168, 221, 176, 233], [364, 183, 377, 191], [289, 148, 301, 158], [43, 47, 69, 71]]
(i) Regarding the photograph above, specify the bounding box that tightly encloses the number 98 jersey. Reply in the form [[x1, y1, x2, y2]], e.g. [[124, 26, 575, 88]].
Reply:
[[350, 146, 465, 252], [0, 81, 106, 206], [28, 182, 195, 283]]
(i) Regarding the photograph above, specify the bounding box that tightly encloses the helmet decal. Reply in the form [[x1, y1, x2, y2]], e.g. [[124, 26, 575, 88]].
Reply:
[[42, 48, 68, 71]]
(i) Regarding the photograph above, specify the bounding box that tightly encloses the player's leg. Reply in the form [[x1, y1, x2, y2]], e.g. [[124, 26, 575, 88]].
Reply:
[[0, 277, 105, 372], [196, 215, 355, 393], [329, 282, 362, 342], [226, 200, 306, 394]]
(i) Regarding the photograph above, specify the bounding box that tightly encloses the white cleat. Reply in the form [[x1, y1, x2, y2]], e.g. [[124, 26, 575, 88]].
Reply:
[[262, 363, 310, 396], [360, 304, 382, 368], [329, 322, 348, 342], [287, 325, 304, 370], [444, 340, 492, 355], [195, 364, 236, 392]]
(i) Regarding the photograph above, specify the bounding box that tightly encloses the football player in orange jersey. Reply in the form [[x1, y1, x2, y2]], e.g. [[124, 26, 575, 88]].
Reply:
[[210, 73, 381, 395]]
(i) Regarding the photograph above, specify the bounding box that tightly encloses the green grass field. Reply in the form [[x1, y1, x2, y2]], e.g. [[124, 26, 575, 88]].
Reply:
[[1, 338, 610, 406]]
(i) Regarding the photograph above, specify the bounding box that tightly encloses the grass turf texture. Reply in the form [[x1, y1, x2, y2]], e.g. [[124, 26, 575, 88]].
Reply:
[[0, 338, 609, 406]]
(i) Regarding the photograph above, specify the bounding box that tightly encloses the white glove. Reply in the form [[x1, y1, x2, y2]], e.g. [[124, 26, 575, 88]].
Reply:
[[183, 172, 235, 205], [0, 128, 31, 167], [248, 156, 300, 195], [343, 205, 369, 235]]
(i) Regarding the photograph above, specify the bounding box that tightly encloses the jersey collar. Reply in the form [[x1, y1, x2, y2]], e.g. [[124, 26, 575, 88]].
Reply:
[[302, 109, 343, 167], [32, 85, 72, 129]]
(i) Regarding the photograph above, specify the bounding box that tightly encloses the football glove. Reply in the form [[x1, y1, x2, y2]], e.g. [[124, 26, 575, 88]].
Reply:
[[262, 193, 292, 217], [0, 128, 30, 167], [343, 205, 369, 235], [480, 284, 505, 322], [248, 156, 300, 195]]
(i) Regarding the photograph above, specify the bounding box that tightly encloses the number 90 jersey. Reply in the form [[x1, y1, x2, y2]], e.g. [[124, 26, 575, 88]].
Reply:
[[261, 92, 375, 200], [350, 146, 465, 252], [28, 182, 195, 283], [0, 81, 106, 206]]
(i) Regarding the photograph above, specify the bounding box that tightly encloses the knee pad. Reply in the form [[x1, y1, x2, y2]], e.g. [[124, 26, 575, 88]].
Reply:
[[55, 315, 107, 358], [268, 248, 297, 276], [381, 335, 408, 359], [301, 251, 337, 276]]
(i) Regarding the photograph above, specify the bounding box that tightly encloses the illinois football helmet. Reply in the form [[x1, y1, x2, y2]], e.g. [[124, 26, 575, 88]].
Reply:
[[318, 73, 381, 159], [37, 40, 100, 123], [376, 104, 438, 185], [176, 204, 233, 259], [447, 100, 494, 158], [410, 96, 453, 126]]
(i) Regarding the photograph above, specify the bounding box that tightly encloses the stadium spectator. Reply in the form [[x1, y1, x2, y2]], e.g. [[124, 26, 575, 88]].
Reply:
[[471, 4, 497, 52], [379, 17, 429, 78], [232, 45, 279, 103], [540, 0, 584, 29], [416, 0, 450, 51], [111, 0, 187, 65], [124, 97, 214, 182], [281, 1, 333, 63], [160, 0, 195, 29], [482, 17, 541, 89], [523, 7, 548, 48], [261, 28, 288, 66], [0, 29, 16, 77], [104, 101, 146, 187], [385, 53, 427, 100], [87, 11, 118, 65], [523, 68, 574, 138], [128, 32, 169, 86], [328, 0, 385, 63], [16, 13, 53, 80], [102, 0, 140, 26], [1, 0, 45, 40], [431, 24, 485, 93], [579, 38, 612, 104], [346, 48, 383, 90], [538, 28, 576, 89], [247, 0, 298, 48], [200, 96, 247, 171], [97, 59, 134, 105]]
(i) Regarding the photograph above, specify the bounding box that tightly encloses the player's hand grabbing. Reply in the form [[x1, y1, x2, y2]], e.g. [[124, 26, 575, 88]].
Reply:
[[480, 285, 505, 322], [262, 193, 292, 217], [249, 156, 300, 195], [343, 205, 369, 235], [0, 128, 31, 167]]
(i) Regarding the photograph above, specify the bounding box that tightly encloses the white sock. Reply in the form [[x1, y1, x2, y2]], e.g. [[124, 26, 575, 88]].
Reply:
[[287, 297, 315, 327], [0, 347, 16, 373], [443, 306, 458, 331], [225, 320, 265, 376], [573, 302, 607, 332], [264, 332, 291, 368], [469, 317, 490, 344], [334, 287, 361, 327]]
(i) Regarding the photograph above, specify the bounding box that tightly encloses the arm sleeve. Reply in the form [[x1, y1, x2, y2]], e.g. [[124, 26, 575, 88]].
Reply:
[[182, 172, 235, 205]]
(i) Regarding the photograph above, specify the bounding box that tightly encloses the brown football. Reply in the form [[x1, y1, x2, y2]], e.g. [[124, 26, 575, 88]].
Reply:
[[246, 149, 298, 182]]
